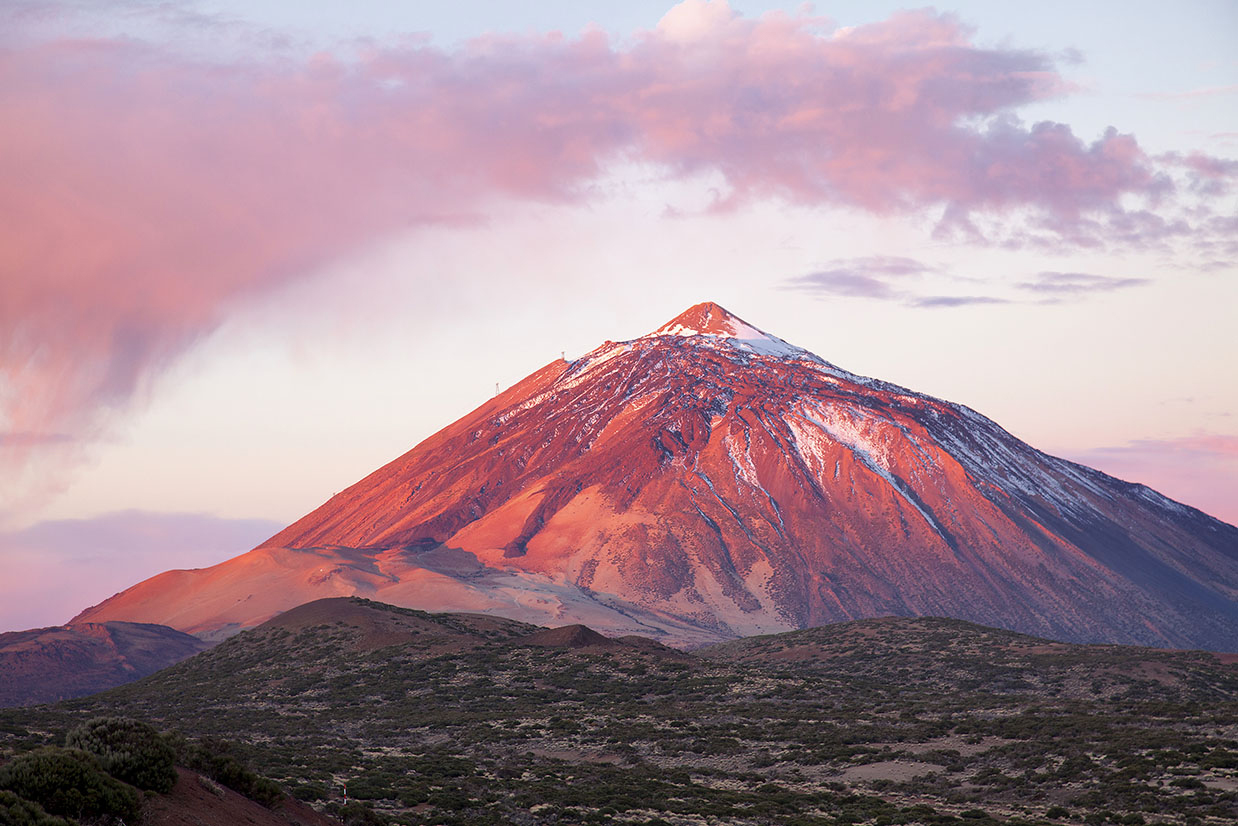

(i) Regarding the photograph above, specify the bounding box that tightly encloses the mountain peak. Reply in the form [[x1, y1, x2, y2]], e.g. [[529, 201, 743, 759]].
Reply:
[[649, 301, 762, 339], [644, 301, 809, 360], [73, 300, 1238, 652]]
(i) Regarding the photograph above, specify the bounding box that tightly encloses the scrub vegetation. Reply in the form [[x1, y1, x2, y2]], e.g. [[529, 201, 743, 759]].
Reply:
[[1, 599, 1234, 826]]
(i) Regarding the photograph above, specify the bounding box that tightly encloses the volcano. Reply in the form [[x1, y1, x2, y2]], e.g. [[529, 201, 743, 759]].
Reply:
[[75, 302, 1238, 649]]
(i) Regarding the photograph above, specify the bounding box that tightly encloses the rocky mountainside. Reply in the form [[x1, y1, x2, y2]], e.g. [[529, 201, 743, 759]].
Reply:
[[0, 621, 207, 707], [74, 302, 1238, 649]]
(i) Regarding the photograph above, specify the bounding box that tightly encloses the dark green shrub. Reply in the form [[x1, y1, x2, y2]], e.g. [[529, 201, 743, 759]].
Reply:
[[334, 801, 387, 825], [65, 716, 177, 793], [0, 747, 139, 821], [1170, 777, 1205, 789], [0, 791, 72, 826], [292, 782, 328, 802], [175, 737, 283, 808]]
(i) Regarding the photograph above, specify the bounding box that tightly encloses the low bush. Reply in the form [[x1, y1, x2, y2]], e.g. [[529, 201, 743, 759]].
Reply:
[[0, 747, 139, 821], [173, 736, 283, 808], [0, 790, 72, 826], [335, 801, 388, 825], [66, 716, 177, 793]]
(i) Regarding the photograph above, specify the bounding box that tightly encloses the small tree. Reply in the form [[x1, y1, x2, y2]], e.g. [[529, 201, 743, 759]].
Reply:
[[66, 716, 178, 793]]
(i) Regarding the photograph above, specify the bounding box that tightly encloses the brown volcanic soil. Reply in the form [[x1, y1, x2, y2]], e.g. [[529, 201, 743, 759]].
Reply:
[[141, 768, 339, 826], [515, 624, 694, 663], [0, 621, 208, 707], [74, 302, 1238, 651], [258, 597, 537, 653], [518, 624, 617, 648]]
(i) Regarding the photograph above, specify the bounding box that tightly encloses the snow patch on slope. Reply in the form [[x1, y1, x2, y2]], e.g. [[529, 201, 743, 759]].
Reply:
[[786, 405, 948, 541], [928, 404, 1113, 521], [652, 320, 807, 358], [726, 433, 761, 490], [496, 342, 632, 424]]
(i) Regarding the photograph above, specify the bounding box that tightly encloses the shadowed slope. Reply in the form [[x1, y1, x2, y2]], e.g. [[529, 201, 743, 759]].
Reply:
[[0, 621, 208, 707]]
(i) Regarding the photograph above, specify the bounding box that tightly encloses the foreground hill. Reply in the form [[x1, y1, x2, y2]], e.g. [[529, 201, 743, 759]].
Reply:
[[75, 302, 1238, 650], [0, 621, 208, 707], [7, 597, 1237, 825], [699, 615, 1238, 700], [140, 767, 341, 826]]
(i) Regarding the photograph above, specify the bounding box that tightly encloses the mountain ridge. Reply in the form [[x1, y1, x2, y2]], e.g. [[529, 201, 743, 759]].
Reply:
[[73, 302, 1238, 650]]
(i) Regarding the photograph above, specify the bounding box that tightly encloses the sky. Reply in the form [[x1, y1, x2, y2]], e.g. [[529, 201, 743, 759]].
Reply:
[[1, 0, 1235, 632]]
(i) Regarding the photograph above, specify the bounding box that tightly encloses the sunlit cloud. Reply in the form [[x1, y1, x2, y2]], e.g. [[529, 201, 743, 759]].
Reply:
[[1, 0, 1233, 508]]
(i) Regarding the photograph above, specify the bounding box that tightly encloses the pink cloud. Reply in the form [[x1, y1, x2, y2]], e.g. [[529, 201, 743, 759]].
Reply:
[[1156, 150, 1238, 197], [1070, 435, 1238, 527], [1, 3, 1229, 507]]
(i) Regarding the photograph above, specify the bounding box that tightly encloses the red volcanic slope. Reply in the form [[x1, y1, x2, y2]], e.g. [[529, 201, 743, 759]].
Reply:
[[76, 302, 1238, 649]]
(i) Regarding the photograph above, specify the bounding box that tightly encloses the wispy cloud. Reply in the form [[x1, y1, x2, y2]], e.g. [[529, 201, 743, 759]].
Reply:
[[1, 0, 1232, 500], [783, 257, 931, 300], [787, 272, 902, 300], [787, 256, 1011, 308], [786, 260, 1147, 309], [1016, 271, 1149, 298], [911, 295, 1011, 308]]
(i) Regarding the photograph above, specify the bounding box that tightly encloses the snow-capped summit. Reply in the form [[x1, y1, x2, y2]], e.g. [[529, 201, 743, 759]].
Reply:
[[76, 302, 1238, 651], [646, 301, 808, 359], [648, 301, 768, 339]]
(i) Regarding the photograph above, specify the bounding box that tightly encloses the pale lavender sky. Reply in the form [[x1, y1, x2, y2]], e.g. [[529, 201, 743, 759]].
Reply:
[[1, 1, 1235, 631]]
